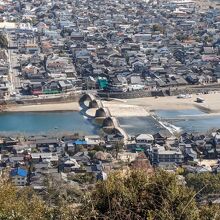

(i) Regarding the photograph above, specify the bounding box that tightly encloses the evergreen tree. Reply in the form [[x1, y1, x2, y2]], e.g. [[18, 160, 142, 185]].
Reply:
[[0, 33, 8, 48]]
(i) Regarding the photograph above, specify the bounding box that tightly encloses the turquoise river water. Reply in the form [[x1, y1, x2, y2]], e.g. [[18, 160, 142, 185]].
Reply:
[[0, 109, 220, 135], [0, 112, 97, 135]]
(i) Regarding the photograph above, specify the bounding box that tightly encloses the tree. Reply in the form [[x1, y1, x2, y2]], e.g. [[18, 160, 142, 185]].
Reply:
[[1, 171, 220, 220], [0, 33, 8, 48], [152, 24, 164, 33], [88, 150, 96, 159], [185, 172, 220, 197], [69, 173, 95, 185], [199, 204, 220, 220], [0, 179, 50, 219], [0, 175, 78, 220], [114, 141, 124, 159], [76, 170, 200, 220], [42, 174, 81, 220]]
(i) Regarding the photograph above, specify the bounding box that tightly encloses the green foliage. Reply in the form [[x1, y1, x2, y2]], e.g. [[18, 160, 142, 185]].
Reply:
[[199, 204, 220, 220], [75, 145, 86, 154], [42, 174, 80, 220], [88, 150, 96, 159], [93, 144, 105, 152], [0, 33, 8, 48], [114, 141, 124, 159], [1, 171, 220, 220], [69, 173, 95, 184], [0, 180, 49, 220], [204, 36, 213, 43], [186, 172, 220, 197], [152, 24, 164, 33], [30, 18, 38, 26], [76, 170, 200, 220]]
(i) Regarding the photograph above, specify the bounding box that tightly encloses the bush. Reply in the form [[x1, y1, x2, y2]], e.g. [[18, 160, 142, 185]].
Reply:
[[186, 172, 220, 197], [76, 170, 200, 220]]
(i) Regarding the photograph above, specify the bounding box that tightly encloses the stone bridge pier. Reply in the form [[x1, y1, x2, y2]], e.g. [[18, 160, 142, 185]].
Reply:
[[79, 93, 129, 141]]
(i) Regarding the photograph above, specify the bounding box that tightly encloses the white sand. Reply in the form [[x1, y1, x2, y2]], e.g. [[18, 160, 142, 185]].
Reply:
[[86, 102, 149, 117], [6, 102, 80, 112], [85, 92, 220, 117], [4, 93, 220, 117], [103, 101, 150, 117], [123, 93, 220, 114]]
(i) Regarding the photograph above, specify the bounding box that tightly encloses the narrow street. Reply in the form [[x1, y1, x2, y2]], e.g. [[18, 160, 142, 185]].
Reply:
[[7, 33, 21, 96]]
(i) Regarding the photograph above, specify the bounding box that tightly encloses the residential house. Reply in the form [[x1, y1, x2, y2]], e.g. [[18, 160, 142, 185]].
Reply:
[[152, 145, 184, 166], [10, 168, 28, 186]]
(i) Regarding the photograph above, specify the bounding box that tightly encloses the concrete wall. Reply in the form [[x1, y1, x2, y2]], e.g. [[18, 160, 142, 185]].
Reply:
[[98, 85, 220, 99], [98, 90, 164, 99], [2, 94, 80, 106]]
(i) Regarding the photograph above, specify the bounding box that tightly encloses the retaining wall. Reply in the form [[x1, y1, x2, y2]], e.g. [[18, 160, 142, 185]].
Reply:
[[98, 85, 220, 99], [1, 94, 80, 106]]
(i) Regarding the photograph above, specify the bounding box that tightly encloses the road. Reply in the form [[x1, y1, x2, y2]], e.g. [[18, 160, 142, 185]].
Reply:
[[7, 32, 21, 96]]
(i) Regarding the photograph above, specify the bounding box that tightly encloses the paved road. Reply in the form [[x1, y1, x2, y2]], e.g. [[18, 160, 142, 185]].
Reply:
[[7, 32, 21, 96]]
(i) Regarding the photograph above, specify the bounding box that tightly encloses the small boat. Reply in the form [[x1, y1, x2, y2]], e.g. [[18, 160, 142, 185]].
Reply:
[[196, 97, 204, 103], [177, 94, 191, 99], [177, 94, 186, 98]]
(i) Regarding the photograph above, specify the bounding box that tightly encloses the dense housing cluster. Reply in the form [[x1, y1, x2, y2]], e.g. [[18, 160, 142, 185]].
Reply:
[[0, 0, 219, 100]]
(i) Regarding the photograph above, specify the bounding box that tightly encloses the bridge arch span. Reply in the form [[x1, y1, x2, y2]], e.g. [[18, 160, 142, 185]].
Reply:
[[95, 107, 111, 118], [80, 93, 96, 102], [102, 117, 114, 127], [89, 99, 103, 108], [102, 117, 119, 127]]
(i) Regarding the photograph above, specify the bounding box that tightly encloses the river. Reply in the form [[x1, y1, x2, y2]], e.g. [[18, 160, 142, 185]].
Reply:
[[1, 109, 220, 136], [118, 109, 220, 135], [0, 111, 98, 135], [155, 109, 220, 134]]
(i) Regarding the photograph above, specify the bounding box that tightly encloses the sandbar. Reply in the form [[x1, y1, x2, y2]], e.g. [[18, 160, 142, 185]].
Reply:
[[123, 92, 220, 114], [5, 102, 80, 112]]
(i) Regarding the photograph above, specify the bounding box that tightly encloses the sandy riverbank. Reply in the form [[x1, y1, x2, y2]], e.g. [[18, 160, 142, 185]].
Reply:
[[123, 92, 220, 114], [97, 92, 220, 116], [5, 102, 80, 112], [3, 92, 220, 116], [86, 102, 150, 117]]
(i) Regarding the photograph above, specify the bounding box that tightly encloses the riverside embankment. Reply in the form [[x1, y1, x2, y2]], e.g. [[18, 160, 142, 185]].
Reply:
[[2, 92, 220, 135]]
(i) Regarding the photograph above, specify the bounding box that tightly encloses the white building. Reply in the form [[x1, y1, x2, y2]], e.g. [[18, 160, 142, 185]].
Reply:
[[136, 134, 154, 146]]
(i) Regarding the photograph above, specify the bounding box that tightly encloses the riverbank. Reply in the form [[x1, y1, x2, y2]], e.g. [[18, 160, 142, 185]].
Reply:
[[5, 102, 80, 112], [5, 92, 220, 116], [2, 92, 220, 136], [122, 92, 220, 114]]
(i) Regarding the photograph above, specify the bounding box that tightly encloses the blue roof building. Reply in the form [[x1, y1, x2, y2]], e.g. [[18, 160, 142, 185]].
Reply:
[[10, 168, 28, 177], [74, 140, 87, 145], [10, 168, 28, 186]]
